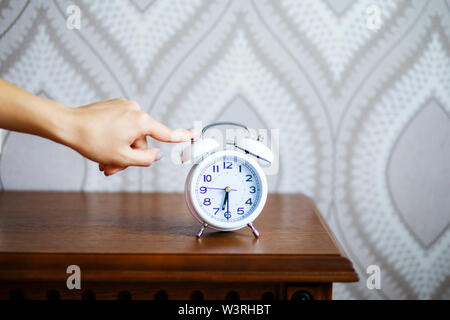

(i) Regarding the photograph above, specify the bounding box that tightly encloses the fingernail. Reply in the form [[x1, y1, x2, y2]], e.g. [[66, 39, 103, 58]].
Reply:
[[156, 151, 164, 161]]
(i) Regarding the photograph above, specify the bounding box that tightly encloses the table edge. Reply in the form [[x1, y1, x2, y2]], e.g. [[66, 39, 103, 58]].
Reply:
[[0, 252, 359, 283]]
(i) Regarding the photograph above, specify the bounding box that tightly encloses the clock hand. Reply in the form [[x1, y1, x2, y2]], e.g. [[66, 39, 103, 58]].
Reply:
[[207, 187, 237, 191], [221, 188, 229, 210], [225, 191, 231, 221]]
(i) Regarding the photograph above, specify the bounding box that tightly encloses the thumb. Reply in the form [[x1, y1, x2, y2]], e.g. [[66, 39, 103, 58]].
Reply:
[[124, 147, 161, 167]]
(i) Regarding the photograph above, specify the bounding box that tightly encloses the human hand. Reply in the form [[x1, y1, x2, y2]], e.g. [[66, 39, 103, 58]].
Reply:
[[66, 98, 192, 176], [0, 79, 192, 176]]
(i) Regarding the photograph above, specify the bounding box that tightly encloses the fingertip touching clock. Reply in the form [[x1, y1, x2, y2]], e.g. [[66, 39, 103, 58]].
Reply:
[[180, 122, 274, 238]]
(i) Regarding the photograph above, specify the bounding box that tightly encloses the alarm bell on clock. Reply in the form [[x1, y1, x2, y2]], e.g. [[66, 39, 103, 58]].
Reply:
[[180, 122, 274, 238]]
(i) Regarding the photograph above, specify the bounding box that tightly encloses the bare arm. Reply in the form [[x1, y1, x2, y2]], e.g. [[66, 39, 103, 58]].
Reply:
[[0, 78, 192, 175]]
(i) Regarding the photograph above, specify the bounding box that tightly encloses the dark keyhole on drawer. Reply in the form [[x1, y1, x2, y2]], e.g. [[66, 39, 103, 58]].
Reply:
[[291, 290, 313, 301]]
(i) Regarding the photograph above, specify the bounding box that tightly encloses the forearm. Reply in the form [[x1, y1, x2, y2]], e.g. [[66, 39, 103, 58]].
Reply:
[[0, 78, 74, 146], [0, 78, 192, 175]]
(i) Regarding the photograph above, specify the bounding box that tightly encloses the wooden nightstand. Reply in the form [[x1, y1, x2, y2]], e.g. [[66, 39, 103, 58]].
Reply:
[[0, 192, 358, 300]]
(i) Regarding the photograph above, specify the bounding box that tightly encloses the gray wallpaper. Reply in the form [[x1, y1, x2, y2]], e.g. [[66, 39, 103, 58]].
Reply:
[[0, 0, 449, 299]]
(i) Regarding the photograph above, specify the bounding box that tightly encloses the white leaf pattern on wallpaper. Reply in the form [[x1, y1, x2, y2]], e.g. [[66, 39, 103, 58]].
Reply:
[[0, 0, 449, 299], [1, 131, 85, 191], [258, 0, 418, 96], [388, 99, 450, 248], [52, 0, 227, 96], [336, 18, 450, 299]]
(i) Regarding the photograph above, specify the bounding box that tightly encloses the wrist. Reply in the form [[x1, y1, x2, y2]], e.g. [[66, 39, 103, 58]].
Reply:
[[47, 101, 79, 149]]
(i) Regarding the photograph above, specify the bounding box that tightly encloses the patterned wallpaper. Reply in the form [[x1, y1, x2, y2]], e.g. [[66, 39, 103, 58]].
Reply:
[[0, 0, 449, 299]]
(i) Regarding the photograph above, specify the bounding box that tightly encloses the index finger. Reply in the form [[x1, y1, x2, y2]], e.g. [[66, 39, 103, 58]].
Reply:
[[143, 115, 193, 143]]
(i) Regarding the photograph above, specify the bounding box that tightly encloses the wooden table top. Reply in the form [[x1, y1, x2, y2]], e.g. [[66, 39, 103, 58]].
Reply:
[[0, 192, 358, 283]]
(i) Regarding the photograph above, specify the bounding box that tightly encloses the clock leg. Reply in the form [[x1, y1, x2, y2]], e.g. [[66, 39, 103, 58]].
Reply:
[[248, 222, 260, 238], [196, 223, 208, 238]]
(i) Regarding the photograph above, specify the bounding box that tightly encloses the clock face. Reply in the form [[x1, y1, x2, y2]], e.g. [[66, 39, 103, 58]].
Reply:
[[192, 153, 264, 226]]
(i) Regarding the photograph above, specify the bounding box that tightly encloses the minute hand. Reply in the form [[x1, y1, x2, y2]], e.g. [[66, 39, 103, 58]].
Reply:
[[221, 191, 229, 210]]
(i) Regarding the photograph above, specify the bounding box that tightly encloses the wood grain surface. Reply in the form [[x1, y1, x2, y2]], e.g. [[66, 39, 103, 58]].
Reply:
[[0, 192, 358, 285]]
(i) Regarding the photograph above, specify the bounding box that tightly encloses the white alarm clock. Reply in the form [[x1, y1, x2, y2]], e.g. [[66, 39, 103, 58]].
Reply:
[[181, 122, 274, 238]]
